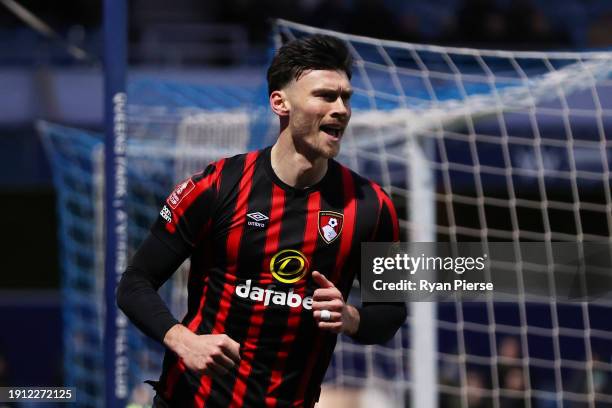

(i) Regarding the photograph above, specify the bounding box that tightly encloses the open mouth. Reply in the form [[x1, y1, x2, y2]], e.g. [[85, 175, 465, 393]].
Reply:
[[320, 125, 344, 139]]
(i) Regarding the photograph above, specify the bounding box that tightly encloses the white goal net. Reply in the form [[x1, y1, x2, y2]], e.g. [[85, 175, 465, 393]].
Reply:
[[272, 20, 612, 408]]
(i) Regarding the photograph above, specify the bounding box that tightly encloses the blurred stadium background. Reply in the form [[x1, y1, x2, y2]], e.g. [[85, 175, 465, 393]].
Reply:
[[1, 1, 611, 407]]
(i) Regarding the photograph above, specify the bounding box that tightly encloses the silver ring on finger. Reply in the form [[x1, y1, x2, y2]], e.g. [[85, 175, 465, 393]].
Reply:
[[321, 309, 332, 322]]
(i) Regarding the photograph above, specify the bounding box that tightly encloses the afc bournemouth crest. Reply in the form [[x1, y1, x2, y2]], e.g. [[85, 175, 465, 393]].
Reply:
[[318, 211, 344, 244]]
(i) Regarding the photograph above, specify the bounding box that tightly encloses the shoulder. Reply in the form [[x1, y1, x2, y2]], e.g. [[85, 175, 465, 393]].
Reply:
[[332, 160, 389, 201], [193, 148, 264, 183], [189, 148, 268, 203]]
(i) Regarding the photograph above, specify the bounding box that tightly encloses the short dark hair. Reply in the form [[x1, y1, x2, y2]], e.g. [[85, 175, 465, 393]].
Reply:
[[267, 34, 353, 95]]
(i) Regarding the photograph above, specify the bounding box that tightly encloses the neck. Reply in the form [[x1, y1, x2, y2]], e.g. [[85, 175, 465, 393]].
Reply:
[[271, 132, 328, 189]]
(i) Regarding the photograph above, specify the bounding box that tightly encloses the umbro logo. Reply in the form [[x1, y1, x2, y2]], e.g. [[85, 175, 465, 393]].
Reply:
[[247, 212, 269, 222], [247, 212, 269, 228]]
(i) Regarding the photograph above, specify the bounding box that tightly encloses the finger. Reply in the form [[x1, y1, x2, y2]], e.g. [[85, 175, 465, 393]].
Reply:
[[206, 363, 229, 376], [212, 351, 236, 371], [312, 271, 334, 288], [317, 322, 343, 333], [220, 337, 241, 365], [311, 300, 344, 311], [313, 310, 342, 322], [313, 287, 342, 301]]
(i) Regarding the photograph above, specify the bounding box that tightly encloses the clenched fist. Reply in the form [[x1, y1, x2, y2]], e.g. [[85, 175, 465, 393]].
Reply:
[[311, 271, 360, 335], [163, 324, 241, 376]]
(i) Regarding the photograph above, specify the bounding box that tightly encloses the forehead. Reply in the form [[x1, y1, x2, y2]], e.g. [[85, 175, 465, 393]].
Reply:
[[291, 69, 351, 91]]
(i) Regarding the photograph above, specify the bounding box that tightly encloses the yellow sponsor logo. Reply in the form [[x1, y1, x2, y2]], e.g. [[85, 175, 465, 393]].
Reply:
[[270, 249, 309, 283]]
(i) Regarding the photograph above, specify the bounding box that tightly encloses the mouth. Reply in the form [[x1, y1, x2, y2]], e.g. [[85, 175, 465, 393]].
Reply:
[[319, 124, 345, 140]]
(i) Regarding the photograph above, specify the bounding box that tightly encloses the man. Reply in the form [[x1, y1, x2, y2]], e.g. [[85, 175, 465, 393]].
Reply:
[[117, 34, 407, 408]]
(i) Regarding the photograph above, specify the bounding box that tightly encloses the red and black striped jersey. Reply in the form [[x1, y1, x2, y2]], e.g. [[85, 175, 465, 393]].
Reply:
[[151, 146, 399, 408]]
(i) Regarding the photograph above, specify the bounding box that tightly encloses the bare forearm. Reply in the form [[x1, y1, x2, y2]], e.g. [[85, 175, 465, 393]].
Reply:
[[163, 324, 241, 376], [342, 304, 360, 336], [163, 324, 194, 355]]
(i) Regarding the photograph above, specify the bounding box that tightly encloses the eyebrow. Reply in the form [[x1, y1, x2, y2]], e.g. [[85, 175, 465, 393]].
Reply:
[[312, 87, 354, 97]]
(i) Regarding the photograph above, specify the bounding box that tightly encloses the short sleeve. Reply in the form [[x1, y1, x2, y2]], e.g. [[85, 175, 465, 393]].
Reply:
[[371, 184, 400, 243], [151, 162, 223, 254]]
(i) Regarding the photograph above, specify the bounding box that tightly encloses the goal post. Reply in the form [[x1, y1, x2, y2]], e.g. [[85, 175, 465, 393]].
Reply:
[[409, 133, 438, 408], [103, 0, 128, 407]]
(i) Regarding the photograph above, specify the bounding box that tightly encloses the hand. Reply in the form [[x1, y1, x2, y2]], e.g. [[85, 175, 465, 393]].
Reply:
[[163, 324, 241, 376], [311, 271, 360, 335]]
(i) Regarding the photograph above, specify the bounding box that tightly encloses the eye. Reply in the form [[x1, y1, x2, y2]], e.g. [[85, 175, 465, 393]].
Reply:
[[319, 93, 337, 102]]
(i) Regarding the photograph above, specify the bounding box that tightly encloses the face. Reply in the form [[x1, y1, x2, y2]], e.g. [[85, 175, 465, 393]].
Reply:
[[277, 69, 352, 159]]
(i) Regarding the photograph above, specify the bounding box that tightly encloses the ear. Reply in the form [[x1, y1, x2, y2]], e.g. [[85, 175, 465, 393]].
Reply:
[[270, 90, 290, 117]]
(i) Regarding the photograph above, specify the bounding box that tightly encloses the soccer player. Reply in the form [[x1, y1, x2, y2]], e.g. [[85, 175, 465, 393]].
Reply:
[[117, 34, 407, 408]]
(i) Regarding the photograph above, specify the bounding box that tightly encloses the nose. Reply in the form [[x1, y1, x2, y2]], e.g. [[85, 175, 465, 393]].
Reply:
[[331, 96, 350, 118]]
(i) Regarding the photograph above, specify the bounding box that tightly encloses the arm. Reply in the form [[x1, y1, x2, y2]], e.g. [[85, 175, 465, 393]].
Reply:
[[337, 182, 406, 344], [117, 233, 241, 375], [352, 184, 407, 343], [116, 232, 186, 343], [118, 163, 240, 375], [118, 163, 220, 340], [350, 302, 407, 344]]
